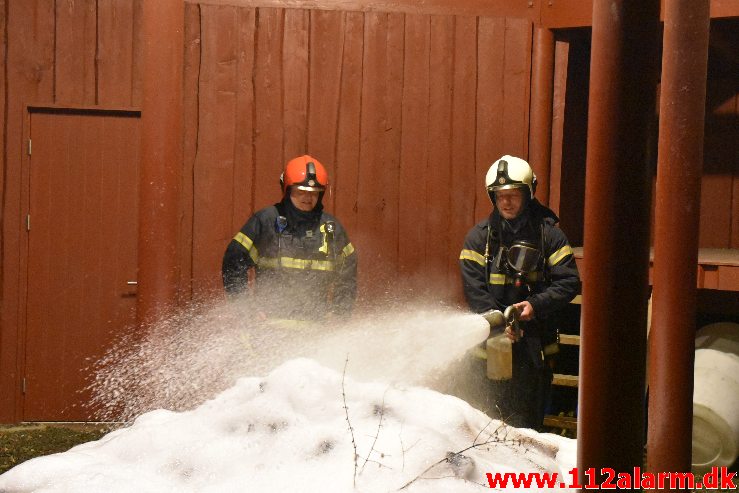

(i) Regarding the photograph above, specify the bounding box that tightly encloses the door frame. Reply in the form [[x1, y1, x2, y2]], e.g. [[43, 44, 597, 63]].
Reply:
[[17, 105, 141, 421]]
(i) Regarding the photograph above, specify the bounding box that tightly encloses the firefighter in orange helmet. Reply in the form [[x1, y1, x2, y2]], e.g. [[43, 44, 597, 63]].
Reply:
[[222, 155, 357, 320]]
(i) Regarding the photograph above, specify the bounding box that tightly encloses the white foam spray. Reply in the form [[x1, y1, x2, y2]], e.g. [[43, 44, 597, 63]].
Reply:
[[88, 296, 490, 423]]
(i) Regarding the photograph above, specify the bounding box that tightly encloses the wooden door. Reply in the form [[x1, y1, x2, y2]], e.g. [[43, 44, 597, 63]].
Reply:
[[22, 108, 140, 421]]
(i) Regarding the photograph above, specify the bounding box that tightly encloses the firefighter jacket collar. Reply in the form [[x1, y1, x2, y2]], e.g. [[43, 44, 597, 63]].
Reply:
[[277, 195, 324, 234]]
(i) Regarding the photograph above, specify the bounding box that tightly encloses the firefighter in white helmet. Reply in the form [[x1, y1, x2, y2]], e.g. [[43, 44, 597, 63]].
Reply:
[[222, 155, 357, 320], [459, 155, 580, 429]]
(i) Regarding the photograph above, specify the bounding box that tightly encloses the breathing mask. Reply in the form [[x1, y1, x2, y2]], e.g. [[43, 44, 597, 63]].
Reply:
[[494, 240, 542, 287]]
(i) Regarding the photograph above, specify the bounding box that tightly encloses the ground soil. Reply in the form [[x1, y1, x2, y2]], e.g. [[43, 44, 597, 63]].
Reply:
[[0, 423, 112, 474]]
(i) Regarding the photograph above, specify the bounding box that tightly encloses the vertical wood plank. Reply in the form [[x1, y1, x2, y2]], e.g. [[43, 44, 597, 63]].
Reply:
[[549, 39, 570, 218], [192, 5, 240, 296], [233, 7, 257, 225], [307, 9, 344, 211], [427, 15, 455, 292], [357, 11, 405, 291], [502, 17, 533, 158], [476, 16, 505, 221], [0, 0, 6, 232], [700, 81, 735, 248], [383, 12, 404, 284], [97, 0, 136, 106], [55, 0, 97, 105], [131, 0, 143, 105], [398, 14, 430, 281], [253, 7, 284, 210], [282, 8, 309, 162], [180, 3, 202, 301], [449, 15, 478, 295], [1, 0, 55, 422], [355, 11, 386, 288], [333, 12, 364, 234]]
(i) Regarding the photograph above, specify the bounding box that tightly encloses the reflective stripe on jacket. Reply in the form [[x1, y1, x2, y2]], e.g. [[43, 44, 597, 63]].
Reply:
[[222, 205, 357, 319], [458, 202, 580, 319]]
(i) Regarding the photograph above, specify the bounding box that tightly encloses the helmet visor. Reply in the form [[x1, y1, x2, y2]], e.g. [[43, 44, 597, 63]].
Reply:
[[489, 183, 527, 194], [506, 242, 541, 273], [294, 184, 326, 192]]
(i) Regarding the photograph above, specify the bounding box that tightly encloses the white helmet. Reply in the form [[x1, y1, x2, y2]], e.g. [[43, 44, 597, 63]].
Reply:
[[485, 155, 537, 204]]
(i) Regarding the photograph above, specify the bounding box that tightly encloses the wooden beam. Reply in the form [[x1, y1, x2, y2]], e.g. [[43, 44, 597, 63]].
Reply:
[[540, 0, 593, 28], [559, 334, 581, 346], [185, 0, 738, 28], [543, 414, 578, 431], [553, 373, 579, 387], [709, 0, 739, 19], [185, 0, 536, 19], [529, 27, 555, 206], [138, 0, 184, 325]]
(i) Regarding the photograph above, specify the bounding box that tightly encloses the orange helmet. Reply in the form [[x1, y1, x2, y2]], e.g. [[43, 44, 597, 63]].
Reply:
[[280, 155, 329, 194]]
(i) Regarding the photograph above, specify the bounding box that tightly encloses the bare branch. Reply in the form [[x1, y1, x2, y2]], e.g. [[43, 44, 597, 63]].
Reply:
[[396, 420, 519, 491], [359, 457, 394, 469], [342, 355, 358, 488], [360, 388, 388, 473], [397, 454, 449, 490], [472, 419, 496, 446]]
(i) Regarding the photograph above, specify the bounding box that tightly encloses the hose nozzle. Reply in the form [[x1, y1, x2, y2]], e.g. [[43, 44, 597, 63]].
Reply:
[[481, 309, 506, 330], [503, 305, 522, 339]]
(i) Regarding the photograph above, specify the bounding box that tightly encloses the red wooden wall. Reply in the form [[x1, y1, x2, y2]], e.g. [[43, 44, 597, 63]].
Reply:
[[181, 4, 534, 301], [0, 0, 142, 422], [0, 0, 736, 422]]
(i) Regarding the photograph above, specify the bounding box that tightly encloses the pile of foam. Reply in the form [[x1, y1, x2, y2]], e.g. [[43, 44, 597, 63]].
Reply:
[[0, 359, 576, 492]]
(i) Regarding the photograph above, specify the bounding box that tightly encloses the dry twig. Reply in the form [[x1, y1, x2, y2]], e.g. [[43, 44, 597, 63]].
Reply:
[[397, 419, 518, 490], [342, 355, 358, 488], [360, 388, 388, 473]]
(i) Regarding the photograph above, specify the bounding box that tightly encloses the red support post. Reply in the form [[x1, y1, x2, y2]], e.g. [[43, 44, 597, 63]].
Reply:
[[648, 0, 711, 479], [529, 26, 555, 206], [138, 0, 184, 327], [577, 0, 661, 484]]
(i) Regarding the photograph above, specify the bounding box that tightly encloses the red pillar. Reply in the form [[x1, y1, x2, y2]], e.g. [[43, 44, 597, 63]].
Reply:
[[529, 27, 555, 206], [648, 0, 710, 479], [577, 0, 661, 483], [138, 0, 184, 326]]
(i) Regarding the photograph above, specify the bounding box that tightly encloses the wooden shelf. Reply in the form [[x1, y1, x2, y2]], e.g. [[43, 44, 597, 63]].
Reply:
[[559, 334, 580, 346], [552, 373, 579, 387], [543, 414, 577, 431]]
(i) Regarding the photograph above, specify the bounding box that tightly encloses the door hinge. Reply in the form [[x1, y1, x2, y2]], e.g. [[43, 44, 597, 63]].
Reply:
[[27, 138, 31, 156], [26, 214, 31, 231], [22, 377, 27, 394]]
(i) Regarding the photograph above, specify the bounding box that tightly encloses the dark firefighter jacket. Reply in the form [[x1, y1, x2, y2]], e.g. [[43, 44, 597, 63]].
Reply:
[[222, 201, 357, 320], [459, 200, 580, 355]]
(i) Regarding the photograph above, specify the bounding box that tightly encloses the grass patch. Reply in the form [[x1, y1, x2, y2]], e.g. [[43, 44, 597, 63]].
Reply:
[[0, 424, 110, 475]]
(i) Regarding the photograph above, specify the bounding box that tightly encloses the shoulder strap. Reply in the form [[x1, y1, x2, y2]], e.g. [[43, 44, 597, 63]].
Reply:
[[485, 214, 501, 259], [539, 222, 550, 281]]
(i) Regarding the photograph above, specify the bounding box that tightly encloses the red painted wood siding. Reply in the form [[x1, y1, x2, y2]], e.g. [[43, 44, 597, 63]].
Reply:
[[0, 0, 142, 422], [1, 0, 735, 423], [183, 5, 534, 300], [702, 76, 739, 249]]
